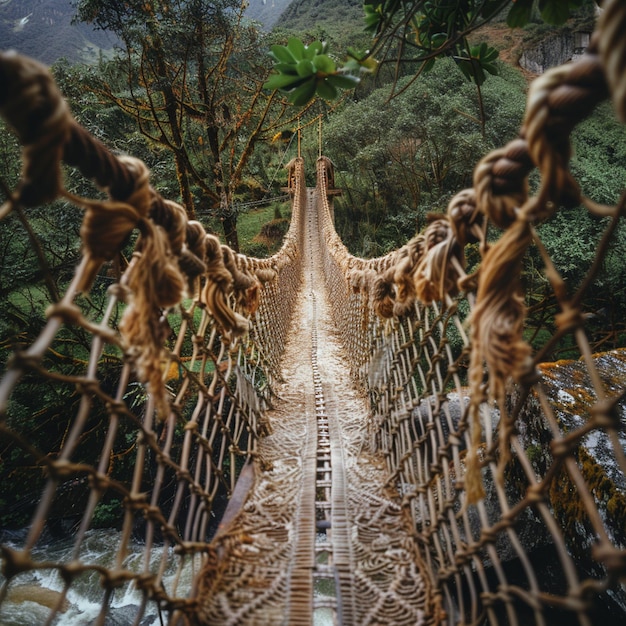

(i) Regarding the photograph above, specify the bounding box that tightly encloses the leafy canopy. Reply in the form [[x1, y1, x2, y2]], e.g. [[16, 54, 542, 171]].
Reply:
[[265, 0, 592, 105], [75, 0, 302, 251], [506, 0, 586, 27]]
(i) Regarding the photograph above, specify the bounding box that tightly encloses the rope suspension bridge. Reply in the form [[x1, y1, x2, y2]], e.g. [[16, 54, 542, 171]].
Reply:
[[1, 3, 626, 624]]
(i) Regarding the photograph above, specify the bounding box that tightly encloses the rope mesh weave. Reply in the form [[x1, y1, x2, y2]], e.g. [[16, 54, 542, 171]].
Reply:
[[1, 4, 626, 623]]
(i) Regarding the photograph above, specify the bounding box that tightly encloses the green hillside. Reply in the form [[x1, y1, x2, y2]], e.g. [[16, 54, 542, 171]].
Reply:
[[275, 0, 364, 36], [244, 0, 292, 29]]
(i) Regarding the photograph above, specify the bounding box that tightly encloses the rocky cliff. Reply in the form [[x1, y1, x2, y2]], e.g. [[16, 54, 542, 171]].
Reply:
[[519, 29, 591, 74]]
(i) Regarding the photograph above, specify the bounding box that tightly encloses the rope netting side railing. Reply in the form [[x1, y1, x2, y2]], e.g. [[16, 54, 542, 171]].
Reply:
[[315, 2, 626, 624], [0, 50, 305, 625]]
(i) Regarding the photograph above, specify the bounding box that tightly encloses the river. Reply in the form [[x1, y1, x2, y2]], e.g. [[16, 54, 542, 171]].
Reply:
[[0, 528, 197, 625]]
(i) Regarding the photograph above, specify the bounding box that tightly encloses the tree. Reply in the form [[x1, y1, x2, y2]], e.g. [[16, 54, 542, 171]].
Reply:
[[265, 1, 596, 110], [75, 0, 305, 250], [319, 59, 527, 253], [364, 0, 592, 83]]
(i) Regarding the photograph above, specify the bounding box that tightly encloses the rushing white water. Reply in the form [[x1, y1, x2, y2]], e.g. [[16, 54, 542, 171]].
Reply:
[[0, 529, 198, 625]]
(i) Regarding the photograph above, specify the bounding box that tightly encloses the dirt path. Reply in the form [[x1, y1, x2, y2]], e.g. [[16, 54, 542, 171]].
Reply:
[[193, 190, 432, 626]]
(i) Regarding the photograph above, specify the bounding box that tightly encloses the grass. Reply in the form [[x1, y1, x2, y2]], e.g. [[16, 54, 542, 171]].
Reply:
[[200, 199, 292, 256], [238, 200, 292, 257]]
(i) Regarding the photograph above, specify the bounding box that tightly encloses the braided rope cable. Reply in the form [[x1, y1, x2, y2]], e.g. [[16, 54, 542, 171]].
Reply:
[[0, 51, 71, 210], [466, 39, 611, 501], [0, 51, 306, 624]]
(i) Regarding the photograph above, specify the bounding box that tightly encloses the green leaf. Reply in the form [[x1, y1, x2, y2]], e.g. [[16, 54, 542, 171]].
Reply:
[[539, 0, 583, 25], [296, 59, 315, 77], [288, 78, 317, 106], [472, 42, 499, 64], [455, 58, 473, 82], [539, 0, 569, 24], [312, 54, 336, 74], [303, 40, 323, 60], [316, 79, 338, 101], [483, 62, 499, 76], [472, 67, 487, 87], [455, 57, 487, 86], [287, 37, 306, 61], [430, 32, 447, 49], [452, 41, 499, 87], [360, 56, 379, 72], [507, 0, 534, 28], [263, 72, 305, 91], [346, 46, 364, 60], [325, 73, 360, 89], [342, 59, 360, 74], [482, 47, 499, 64], [274, 62, 299, 75], [346, 47, 378, 73], [363, 0, 403, 35], [421, 58, 436, 73], [269, 45, 295, 64], [363, 4, 384, 34]]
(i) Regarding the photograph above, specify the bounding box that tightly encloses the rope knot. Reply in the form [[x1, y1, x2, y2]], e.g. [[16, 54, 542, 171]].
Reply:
[[0, 51, 71, 208], [447, 188, 484, 246], [200, 234, 250, 342], [474, 138, 531, 229], [414, 217, 463, 304]]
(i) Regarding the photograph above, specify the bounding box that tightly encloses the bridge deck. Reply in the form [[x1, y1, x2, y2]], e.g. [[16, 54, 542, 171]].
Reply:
[[192, 190, 433, 625]]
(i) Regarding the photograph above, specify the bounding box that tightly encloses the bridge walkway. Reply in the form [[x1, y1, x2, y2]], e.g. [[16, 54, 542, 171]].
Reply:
[[192, 189, 433, 625]]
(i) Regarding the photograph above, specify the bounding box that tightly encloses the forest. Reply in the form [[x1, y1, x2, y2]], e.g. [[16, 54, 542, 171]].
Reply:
[[1, 0, 625, 528]]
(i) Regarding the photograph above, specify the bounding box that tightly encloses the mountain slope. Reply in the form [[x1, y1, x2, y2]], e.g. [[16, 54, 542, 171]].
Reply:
[[0, 0, 118, 66], [244, 0, 292, 29], [1, 0, 367, 64], [275, 0, 363, 34]]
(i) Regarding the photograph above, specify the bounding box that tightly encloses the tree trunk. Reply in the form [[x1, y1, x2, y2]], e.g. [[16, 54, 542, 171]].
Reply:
[[220, 191, 239, 252], [174, 152, 195, 219]]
